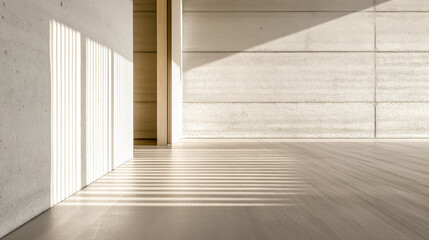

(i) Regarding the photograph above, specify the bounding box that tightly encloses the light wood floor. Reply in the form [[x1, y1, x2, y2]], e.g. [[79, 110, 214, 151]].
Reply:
[[3, 139, 429, 240]]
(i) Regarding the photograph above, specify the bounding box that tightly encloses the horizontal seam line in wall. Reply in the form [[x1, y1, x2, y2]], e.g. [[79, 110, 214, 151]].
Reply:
[[183, 10, 429, 13], [181, 137, 381, 140], [181, 137, 429, 140], [183, 102, 429, 104], [374, 11, 429, 13], [135, 51, 157, 53], [183, 51, 429, 53], [183, 11, 372, 13]]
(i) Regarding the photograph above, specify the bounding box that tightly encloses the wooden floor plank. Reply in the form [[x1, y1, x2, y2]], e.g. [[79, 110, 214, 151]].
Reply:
[[3, 140, 429, 240]]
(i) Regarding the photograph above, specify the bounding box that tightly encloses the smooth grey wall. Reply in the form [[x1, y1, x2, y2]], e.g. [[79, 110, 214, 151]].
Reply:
[[0, 0, 132, 237], [182, 0, 429, 138]]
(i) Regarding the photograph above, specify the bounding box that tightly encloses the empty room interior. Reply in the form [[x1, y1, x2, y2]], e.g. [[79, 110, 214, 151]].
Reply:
[[1, 0, 429, 239]]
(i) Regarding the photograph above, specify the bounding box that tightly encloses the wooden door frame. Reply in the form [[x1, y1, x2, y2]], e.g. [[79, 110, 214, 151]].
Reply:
[[157, 0, 182, 146]]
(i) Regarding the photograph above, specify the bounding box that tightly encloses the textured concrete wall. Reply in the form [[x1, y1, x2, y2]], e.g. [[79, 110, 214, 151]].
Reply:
[[0, 0, 132, 237], [182, 0, 429, 138]]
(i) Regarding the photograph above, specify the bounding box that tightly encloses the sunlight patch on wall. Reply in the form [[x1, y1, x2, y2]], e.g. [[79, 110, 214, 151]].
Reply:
[[50, 20, 82, 206], [86, 39, 113, 184], [113, 52, 133, 168], [50, 26, 133, 206]]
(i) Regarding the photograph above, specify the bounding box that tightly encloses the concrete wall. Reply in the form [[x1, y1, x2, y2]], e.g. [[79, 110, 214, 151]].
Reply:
[[0, 0, 132, 237], [182, 0, 429, 138]]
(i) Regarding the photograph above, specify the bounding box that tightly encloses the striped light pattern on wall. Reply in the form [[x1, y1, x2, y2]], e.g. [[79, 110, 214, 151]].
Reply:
[[50, 23, 133, 206], [86, 39, 113, 184], [113, 52, 134, 168], [50, 20, 82, 206]]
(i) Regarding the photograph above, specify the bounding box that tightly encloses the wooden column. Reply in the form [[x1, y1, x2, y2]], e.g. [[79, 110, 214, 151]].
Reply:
[[167, 0, 172, 144], [157, 0, 168, 145]]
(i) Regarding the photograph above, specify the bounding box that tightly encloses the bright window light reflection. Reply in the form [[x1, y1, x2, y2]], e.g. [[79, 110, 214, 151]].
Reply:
[[50, 20, 82, 206], [86, 39, 112, 185], [50, 23, 133, 206], [113, 52, 133, 168], [59, 149, 306, 207]]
